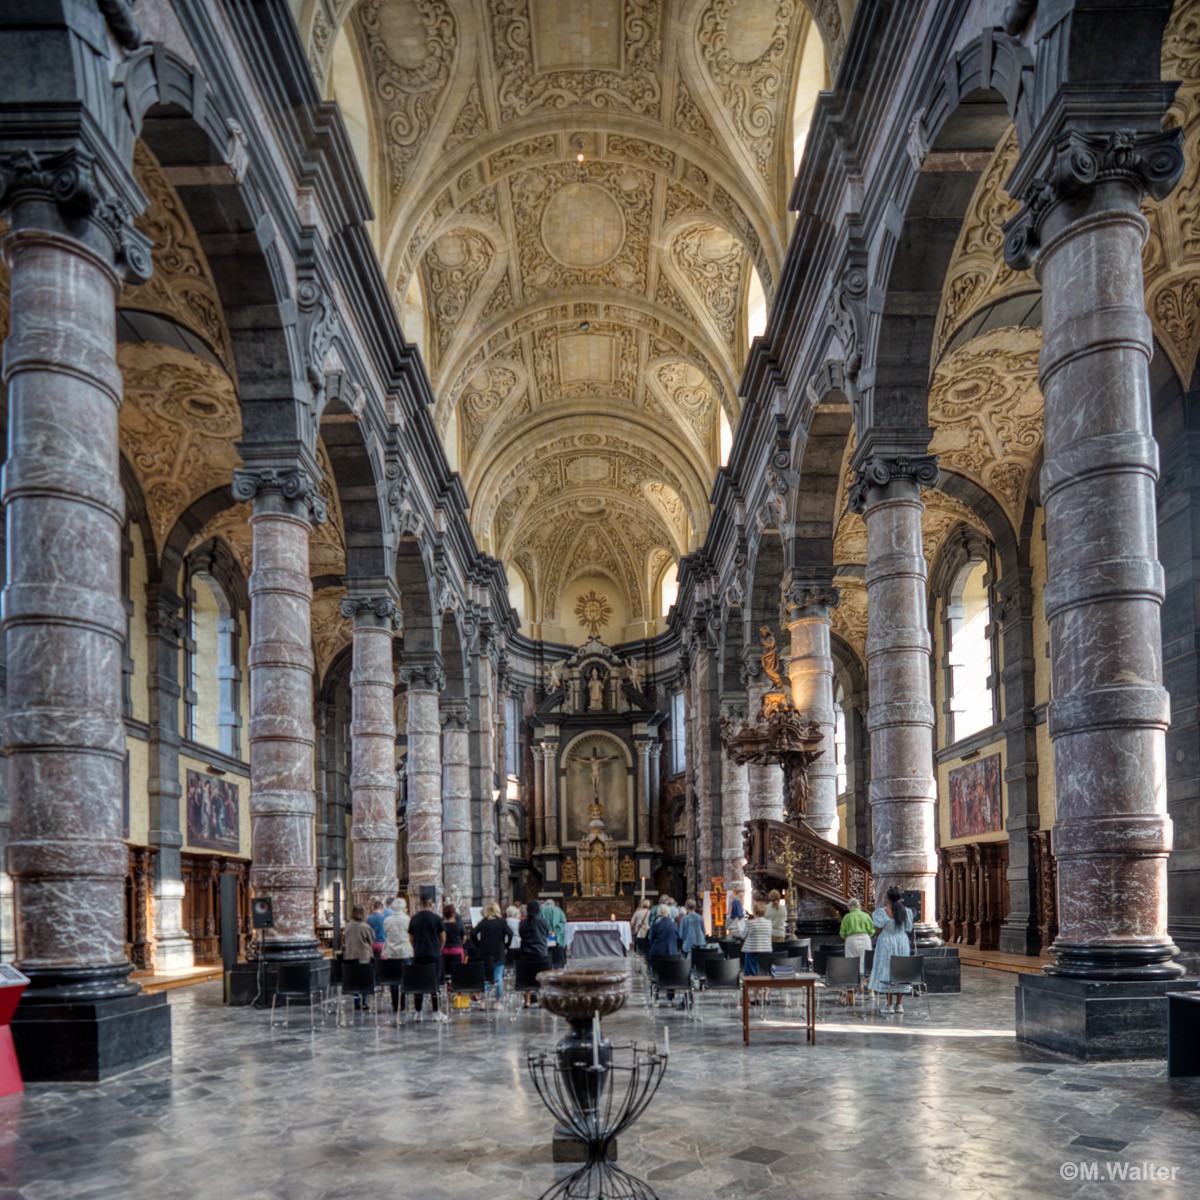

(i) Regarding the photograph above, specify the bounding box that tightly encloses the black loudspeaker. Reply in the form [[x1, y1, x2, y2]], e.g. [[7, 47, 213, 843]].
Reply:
[[901, 890, 923, 922], [251, 897, 275, 929], [419, 884, 437, 905]]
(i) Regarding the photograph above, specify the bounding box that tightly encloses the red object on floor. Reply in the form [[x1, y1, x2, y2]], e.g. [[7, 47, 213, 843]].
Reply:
[[0, 966, 30, 1097]]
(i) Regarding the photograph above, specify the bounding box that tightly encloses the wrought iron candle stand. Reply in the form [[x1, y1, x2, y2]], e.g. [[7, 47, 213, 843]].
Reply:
[[528, 968, 668, 1200]]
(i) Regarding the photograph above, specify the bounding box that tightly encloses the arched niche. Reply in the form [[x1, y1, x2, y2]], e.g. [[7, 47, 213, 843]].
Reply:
[[557, 730, 635, 848]]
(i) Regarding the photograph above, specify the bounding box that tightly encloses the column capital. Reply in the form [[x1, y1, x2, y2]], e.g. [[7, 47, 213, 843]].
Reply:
[[0, 147, 152, 283], [440, 700, 470, 729], [232, 465, 327, 524], [781, 580, 840, 622], [848, 454, 938, 513], [1004, 125, 1183, 270], [339, 595, 401, 630], [398, 658, 445, 691]]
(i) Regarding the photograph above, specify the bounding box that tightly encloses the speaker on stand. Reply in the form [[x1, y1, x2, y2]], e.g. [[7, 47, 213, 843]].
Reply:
[[251, 897, 274, 1006]]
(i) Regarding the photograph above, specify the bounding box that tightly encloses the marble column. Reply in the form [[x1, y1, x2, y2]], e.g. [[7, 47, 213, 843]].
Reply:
[[144, 584, 193, 970], [745, 679, 785, 822], [543, 739, 560, 849], [531, 743, 547, 853], [441, 699, 473, 904], [635, 738, 654, 850], [342, 596, 399, 912], [1005, 128, 1186, 982], [717, 701, 750, 890], [400, 658, 444, 907], [1, 150, 170, 1077], [234, 463, 325, 961], [850, 453, 941, 944], [647, 741, 663, 849], [783, 581, 841, 842]]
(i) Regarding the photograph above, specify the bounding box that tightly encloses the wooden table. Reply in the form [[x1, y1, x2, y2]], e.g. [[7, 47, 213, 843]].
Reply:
[[741, 974, 819, 1046]]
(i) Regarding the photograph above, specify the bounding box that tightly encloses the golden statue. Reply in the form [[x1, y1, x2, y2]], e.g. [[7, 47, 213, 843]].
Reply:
[[759, 625, 785, 689]]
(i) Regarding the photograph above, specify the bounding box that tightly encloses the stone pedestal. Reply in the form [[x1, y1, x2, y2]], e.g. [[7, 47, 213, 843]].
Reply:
[[0, 162, 172, 1079], [441, 700, 473, 904], [783, 582, 840, 842], [1016, 973, 1197, 1061], [343, 596, 399, 911], [851, 454, 942, 946], [401, 659, 444, 906], [234, 463, 325, 974]]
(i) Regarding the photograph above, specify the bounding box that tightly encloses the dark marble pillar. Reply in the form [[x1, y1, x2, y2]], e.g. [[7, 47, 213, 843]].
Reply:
[[399, 658, 444, 907], [1, 149, 170, 1077], [441, 699, 472, 904], [850, 454, 942, 946], [783, 581, 841, 842], [144, 584, 193, 970], [1007, 130, 1185, 983], [234, 463, 324, 963], [531, 743, 547, 853], [1004, 122, 1198, 1055], [342, 596, 399, 912]]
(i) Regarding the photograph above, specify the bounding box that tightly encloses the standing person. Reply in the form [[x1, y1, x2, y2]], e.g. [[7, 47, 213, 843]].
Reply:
[[740, 901, 773, 979], [725, 896, 747, 942], [519, 899, 551, 1008], [542, 896, 567, 967], [505, 905, 523, 968], [765, 889, 788, 946], [382, 897, 413, 1013], [679, 899, 706, 957], [869, 887, 915, 1015], [408, 894, 447, 1022], [366, 899, 387, 957], [341, 905, 374, 1011], [630, 898, 653, 943], [442, 903, 466, 967], [838, 898, 875, 1007], [471, 901, 512, 1002]]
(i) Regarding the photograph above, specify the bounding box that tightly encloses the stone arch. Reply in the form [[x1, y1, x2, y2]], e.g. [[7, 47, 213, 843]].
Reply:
[[119, 46, 311, 444], [863, 31, 1032, 439], [395, 538, 438, 657]]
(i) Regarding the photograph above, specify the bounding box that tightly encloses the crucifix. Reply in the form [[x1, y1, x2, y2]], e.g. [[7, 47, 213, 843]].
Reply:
[[575, 744, 618, 803]]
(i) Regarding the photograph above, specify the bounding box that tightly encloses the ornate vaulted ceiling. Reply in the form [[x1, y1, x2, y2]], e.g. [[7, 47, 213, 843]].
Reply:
[[297, 0, 837, 641]]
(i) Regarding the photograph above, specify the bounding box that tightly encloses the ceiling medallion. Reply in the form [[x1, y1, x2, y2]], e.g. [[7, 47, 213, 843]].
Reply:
[[575, 590, 613, 638]]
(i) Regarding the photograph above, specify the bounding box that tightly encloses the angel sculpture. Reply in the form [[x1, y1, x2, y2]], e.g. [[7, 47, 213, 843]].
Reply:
[[759, 625, 786, 690]]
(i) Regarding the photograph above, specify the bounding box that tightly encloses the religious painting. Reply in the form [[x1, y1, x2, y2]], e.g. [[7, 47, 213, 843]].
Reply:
[[186, 770, 240, 852], [948, 754, 1002, 839], [563, 734, 630, 842]]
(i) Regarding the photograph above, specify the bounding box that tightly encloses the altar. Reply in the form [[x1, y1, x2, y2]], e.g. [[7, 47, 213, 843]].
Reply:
[[565, 920, 632, 959]]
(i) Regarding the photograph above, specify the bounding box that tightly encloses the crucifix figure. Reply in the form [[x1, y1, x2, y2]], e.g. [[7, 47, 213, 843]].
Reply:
[[575, 744, 619, 803]]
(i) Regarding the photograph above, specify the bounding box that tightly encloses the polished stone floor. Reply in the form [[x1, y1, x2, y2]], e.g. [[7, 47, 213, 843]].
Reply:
[[2, 964, 1197, 1199]]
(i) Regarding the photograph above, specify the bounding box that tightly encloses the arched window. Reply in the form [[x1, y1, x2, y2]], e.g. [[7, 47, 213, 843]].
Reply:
[[945, 557, 997, 741], [183, 562, 243, 758], [658, 561, 679, 618], [834, 682, 848, 797], [718, 409, 733, 468]]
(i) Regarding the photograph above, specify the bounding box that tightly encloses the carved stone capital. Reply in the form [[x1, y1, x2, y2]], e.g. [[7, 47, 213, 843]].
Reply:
[[232, 466, 327, 524], [782, 582, 841, 620], [1003, 127, 1184, 270], [398, 661, 445, 692], [440, 701, 470, 730], [339, 596, 401, 629], [848, 454, 939, 513], [0, 148, 153, 282]]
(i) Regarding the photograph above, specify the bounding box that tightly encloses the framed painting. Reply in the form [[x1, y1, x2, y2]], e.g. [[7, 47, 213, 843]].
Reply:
[[948, 754, 1002, 840], [186, 770, 240, 852]]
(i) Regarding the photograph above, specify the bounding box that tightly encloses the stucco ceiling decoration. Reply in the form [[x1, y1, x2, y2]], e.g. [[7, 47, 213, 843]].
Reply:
[[118, 343, 243, 549], [187, 501, 254, 582], [313, 1, 824, 634], [311, 585, 354, 678], [1145, 5, 1200, 384], [929, 325, 1043, 526], [122, 143, 233, 369], [313, 441, 348, 576]]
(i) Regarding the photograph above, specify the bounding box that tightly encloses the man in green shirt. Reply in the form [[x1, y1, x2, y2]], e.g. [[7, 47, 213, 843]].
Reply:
[[543, 896, 567, 967], [838, 898, 876, 1006]]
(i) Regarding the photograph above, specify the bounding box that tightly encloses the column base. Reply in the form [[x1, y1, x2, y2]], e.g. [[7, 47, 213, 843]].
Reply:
[[152, 934, 195, 973], [12, 992, 171, 1082], [998, 914, 1042, 957], [1016, 972, 1199, 1061], [226, 956, 330, 1007]]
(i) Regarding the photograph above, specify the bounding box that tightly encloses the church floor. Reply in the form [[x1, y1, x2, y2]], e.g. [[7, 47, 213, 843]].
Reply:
[[2, 965, 1197, 1200]]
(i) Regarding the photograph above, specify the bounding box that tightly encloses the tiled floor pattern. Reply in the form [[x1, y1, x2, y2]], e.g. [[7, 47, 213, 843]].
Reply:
[[2, 964, 1197, 1199]]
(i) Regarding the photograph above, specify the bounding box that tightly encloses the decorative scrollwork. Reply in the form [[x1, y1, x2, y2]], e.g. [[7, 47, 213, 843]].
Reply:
[[847, 454, 939, 513], [231, 466, 328, 524]]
